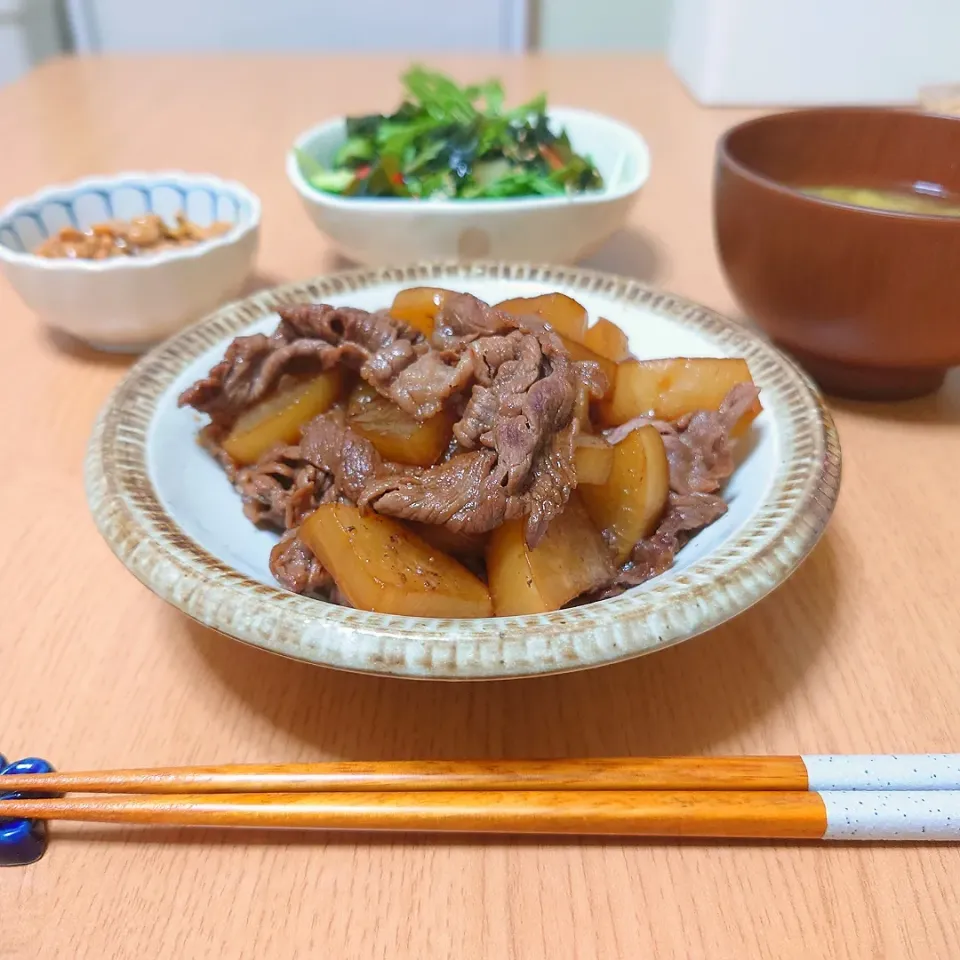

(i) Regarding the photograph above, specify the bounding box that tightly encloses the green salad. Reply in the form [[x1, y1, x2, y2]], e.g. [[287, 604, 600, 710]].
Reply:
[[296, 66, 604, 201]]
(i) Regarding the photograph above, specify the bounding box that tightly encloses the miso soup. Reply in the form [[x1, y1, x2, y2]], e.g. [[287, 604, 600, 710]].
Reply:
[[800, 184, 960, 217]]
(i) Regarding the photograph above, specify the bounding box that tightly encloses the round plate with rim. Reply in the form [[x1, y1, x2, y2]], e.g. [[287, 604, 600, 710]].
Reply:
[[86, 261, 841, 680]]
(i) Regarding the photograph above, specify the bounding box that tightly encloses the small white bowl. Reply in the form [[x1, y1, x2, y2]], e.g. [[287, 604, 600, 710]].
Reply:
[[0, 172, 261, 352], [286, 107, 650, 265]]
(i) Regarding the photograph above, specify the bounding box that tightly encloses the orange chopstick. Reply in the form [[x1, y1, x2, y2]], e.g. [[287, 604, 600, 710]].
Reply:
[[0, 757, 810, 795], [0, 790, 828, 839]]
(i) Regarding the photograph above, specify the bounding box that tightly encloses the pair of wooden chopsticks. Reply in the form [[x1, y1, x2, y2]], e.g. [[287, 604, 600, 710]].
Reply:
[[2, 756, 959, 840]]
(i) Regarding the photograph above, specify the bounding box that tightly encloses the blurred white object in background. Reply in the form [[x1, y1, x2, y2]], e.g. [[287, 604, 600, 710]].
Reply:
[[64, 0, 528, 52], [668, 0, 960, 106], [0, 0, 63, 86]]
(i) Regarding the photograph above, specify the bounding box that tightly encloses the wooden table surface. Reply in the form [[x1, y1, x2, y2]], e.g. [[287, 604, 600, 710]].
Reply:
[[2, 55, 959, 960]]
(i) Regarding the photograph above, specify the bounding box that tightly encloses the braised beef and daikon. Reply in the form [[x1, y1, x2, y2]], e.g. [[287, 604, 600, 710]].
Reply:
[[179, 289, 761, 617]]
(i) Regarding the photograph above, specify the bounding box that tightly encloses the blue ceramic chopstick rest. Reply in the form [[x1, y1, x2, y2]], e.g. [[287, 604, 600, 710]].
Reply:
[[0, 754, 56, 866]]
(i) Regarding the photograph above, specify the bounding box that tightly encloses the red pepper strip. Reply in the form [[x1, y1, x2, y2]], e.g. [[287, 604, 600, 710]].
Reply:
[[539, 145, 564, 171]]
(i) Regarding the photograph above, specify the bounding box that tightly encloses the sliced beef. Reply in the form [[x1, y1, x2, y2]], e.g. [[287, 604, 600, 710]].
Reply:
[[460, 329, 575, 500], [363, 326, 579, 547], [284, 304, 476, 420], [523, 418, 578, 544], [234, 445, 326, 529], [359, 450, 515, 534], [248, 409, 391, 604], [603, 382, 759, 496], [269, 531, 332, 596], [300, 410, 388, 502], [590, 383, 756, 598], [631, 491, 728, 580], [666, 489, 730, 530], [469, 331, 524, 383], [455, 332, 539, 448], [278, 304, 414, 353], [179, 299, 493, 429], [465, 329, 583, 540], [664, 383, 759, 495], [360, 425, 576, 548], [432, 292, 511, 349], [180, 333, 278, 429], [178, 305, 424, 429], [371, 347, 476, 420], [234, 410, 395, 603], [591, 491, 729, 597], [248, 410, 390, 602]]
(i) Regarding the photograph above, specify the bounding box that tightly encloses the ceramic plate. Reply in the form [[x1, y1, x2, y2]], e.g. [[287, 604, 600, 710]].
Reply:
[[86, 262, 840, 679]]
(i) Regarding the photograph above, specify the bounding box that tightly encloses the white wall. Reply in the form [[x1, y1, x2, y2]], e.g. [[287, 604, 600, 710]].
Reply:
[[537, 0, 672, 51]]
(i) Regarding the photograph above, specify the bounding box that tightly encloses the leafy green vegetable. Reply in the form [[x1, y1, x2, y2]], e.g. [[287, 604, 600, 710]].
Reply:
[[297, 66, 603, 201], [333, 136, 375, 168], [296, 148, 356, 193]]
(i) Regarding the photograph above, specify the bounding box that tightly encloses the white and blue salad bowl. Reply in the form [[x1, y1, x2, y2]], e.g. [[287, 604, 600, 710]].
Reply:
[[0, 172, 260, 352]]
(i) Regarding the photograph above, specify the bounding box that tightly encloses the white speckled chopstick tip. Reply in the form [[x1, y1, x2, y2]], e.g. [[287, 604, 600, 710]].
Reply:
[[820, 791, 960, 840], [802, 754, 960, 791]]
